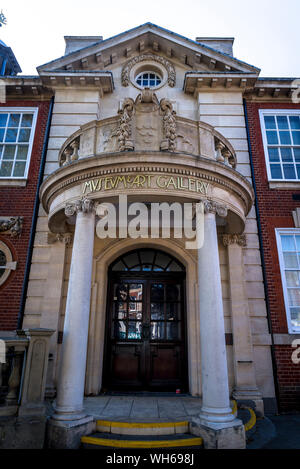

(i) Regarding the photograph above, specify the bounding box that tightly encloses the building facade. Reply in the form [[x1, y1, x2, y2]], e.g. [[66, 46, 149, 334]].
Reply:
[[245, 92, 300, 412], [0, 42, 52, 330], [0, 23, 299, 449], [26, 24, 275, 447]]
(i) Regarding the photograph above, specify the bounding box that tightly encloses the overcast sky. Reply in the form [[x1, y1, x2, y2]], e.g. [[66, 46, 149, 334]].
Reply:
[[1, 0, 299, 77]]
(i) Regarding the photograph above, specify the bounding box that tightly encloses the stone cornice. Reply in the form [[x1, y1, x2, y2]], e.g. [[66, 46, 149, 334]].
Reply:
[[40, 151, 254, 237]]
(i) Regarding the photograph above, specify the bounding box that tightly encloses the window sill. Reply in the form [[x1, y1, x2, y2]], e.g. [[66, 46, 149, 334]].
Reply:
[[0, 178, 27, 187], [268, 181, 300, 190]]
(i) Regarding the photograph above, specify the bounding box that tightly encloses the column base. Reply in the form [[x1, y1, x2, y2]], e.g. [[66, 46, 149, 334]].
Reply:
[[200, 405, 236, 424], [190, 417, 246, 449], [232, 388, 264, 417], [46, 416, 95, 449], [52, 401, 87, 421]]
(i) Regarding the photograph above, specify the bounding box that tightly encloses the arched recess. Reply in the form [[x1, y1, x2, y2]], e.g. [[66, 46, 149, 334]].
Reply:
[[85, 237, 201, 397]]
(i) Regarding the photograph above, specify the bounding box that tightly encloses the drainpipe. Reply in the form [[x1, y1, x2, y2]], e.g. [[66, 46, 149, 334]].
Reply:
[[17, 96, 54, 330], [243, 99, 281, 414]]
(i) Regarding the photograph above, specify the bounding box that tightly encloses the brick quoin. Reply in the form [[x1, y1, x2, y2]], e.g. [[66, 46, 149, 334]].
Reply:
[[246, 101, 300, 411], [0, 100, 50, 330]]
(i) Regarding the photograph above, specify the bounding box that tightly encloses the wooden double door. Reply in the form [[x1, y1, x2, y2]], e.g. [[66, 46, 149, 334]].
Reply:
[[103, 273, 187, 392]]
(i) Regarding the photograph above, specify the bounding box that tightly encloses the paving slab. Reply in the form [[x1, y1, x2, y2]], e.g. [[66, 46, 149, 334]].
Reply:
[[157, 397, 188, 419], [130, 398, 159, 419], [83, 395, 203, 422], [98, 397, 134, 419]]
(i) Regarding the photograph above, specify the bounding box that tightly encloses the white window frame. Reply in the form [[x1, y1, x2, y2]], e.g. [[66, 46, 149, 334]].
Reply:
[[275, 228, 300, 334], [0, 107, 38, 180], [259, 109, 300, 182]]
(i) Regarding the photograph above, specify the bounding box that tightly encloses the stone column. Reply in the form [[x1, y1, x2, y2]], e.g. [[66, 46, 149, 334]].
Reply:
[[223, 234, 263, 415], [52, 198, 96, 422], [191, 200, 245, 449]]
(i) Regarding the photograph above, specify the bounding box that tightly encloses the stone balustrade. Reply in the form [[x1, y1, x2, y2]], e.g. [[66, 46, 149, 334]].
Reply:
[[214, 135, 237, 169], [58, 97, 238, 172], [0, 329, 54, 417], [60, 136, 80, 167]]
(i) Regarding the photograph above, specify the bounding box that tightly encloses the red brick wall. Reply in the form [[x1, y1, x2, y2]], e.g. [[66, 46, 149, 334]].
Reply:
[[246, 101, 300, 411], [0, 100, 50, 330]]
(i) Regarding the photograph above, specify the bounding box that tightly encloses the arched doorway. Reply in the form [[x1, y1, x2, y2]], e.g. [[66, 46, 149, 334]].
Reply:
[[103, 248, 188, 392]]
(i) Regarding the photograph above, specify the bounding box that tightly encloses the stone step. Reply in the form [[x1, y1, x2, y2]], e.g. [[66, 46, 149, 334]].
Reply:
[[81, 432, 203, 449], [96, 419, 189, 436]]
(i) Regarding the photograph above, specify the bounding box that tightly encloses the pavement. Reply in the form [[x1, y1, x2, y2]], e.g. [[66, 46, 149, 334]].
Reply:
[[247, 413, 300, 449], [46, 395, 300, 449], [83, 395, 204, 421]]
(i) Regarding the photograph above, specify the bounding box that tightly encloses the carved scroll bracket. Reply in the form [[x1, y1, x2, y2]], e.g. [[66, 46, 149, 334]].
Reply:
[[160, 98, 177, 152]]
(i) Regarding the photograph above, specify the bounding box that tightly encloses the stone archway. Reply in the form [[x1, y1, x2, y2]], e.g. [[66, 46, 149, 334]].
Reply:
[[85, 237, 200, 396]]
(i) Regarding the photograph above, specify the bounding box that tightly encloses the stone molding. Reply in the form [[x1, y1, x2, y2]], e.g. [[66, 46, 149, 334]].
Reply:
[[121, 54, 176, 88], [203, 200, 228, 218], [65, 198, 96, 217], [0, 216, 23, 238], [42, 157, 253, 215], [222, 234, 247, 247]]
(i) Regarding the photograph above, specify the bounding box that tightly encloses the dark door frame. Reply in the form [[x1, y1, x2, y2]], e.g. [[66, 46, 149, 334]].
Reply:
[[102, 269, 188, 392]]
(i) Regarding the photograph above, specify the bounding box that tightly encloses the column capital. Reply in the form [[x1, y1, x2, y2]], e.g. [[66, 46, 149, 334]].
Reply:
[[203, 200, 228, 218], [65, 198, 96, 217], [222, 233, 247, 247]]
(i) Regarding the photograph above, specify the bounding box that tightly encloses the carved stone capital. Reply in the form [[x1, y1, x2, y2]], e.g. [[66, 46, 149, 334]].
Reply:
[[203, 200, 228, 218], [222, 234, 247, 247], [47, 232, 73, 246], [0, 216, 23, 238], [65, 198, 96, 217]]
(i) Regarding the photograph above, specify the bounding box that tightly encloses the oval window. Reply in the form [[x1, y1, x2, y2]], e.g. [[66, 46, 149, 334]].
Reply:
[[135, 71, 162, 88]]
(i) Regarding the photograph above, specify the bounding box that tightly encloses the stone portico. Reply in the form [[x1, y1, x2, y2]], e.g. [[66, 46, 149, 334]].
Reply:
[[22, 24, 276, 448]]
